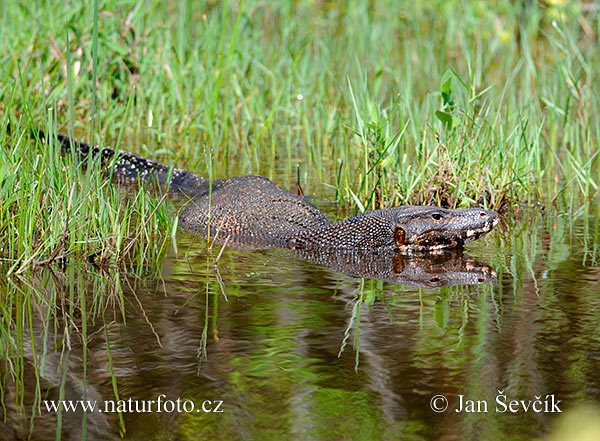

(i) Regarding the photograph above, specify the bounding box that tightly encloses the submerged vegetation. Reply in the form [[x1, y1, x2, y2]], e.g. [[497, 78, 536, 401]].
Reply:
[[1, 0, 599, 266]]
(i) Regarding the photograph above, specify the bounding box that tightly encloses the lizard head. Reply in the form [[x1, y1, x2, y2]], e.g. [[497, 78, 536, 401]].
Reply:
[[387, 206, 500, 252]]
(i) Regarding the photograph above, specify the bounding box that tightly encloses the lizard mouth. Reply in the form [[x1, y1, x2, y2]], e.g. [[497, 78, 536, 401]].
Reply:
[[394, 210, 500, 252], [464, 212, 500, 242]]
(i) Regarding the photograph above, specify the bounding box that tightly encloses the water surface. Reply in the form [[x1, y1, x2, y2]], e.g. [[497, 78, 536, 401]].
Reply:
[[1, 213, 599, 440]]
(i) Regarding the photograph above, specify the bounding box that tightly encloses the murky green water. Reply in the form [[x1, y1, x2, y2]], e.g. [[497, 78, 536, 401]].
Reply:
[[1, 213, 599, 441]]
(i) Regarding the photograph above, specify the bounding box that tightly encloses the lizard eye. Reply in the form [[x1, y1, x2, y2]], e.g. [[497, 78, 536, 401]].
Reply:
[[431, 213, 443, 221]]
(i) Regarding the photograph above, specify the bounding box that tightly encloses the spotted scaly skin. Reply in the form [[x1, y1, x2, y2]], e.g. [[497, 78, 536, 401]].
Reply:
[[48, 132, 209, 192], [286, 206, 499, 252], [177, 175, 330, 247], [42, 132, 499, 252]]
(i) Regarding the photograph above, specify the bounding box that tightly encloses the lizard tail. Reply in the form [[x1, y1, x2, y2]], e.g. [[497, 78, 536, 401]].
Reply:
[[33, 129, 208, 195]]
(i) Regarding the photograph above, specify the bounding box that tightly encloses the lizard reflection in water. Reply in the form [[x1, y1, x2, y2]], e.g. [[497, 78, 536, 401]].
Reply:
[[293, 248, 496, 287], [38, 131, 500, 254]]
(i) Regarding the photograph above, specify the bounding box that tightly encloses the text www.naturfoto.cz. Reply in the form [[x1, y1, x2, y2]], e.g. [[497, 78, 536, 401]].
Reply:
[[43, 394, 224, 414]]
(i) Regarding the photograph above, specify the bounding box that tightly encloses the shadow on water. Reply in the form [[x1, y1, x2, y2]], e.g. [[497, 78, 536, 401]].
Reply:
[[1, 213, 600, 440]]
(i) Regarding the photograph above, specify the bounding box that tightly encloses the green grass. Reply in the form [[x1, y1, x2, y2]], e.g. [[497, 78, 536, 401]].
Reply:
[[1, 0, 599, 270], [0, 117, 173, 274]]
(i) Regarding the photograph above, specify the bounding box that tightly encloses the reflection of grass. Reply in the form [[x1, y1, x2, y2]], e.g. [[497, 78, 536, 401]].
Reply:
[[1, 214, 599, 439], [1, 1, 599, 266], [0, 267, 133, 438]]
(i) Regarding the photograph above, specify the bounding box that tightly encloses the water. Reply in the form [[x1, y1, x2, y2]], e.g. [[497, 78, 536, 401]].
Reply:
[[1, 213, 599, 441]]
